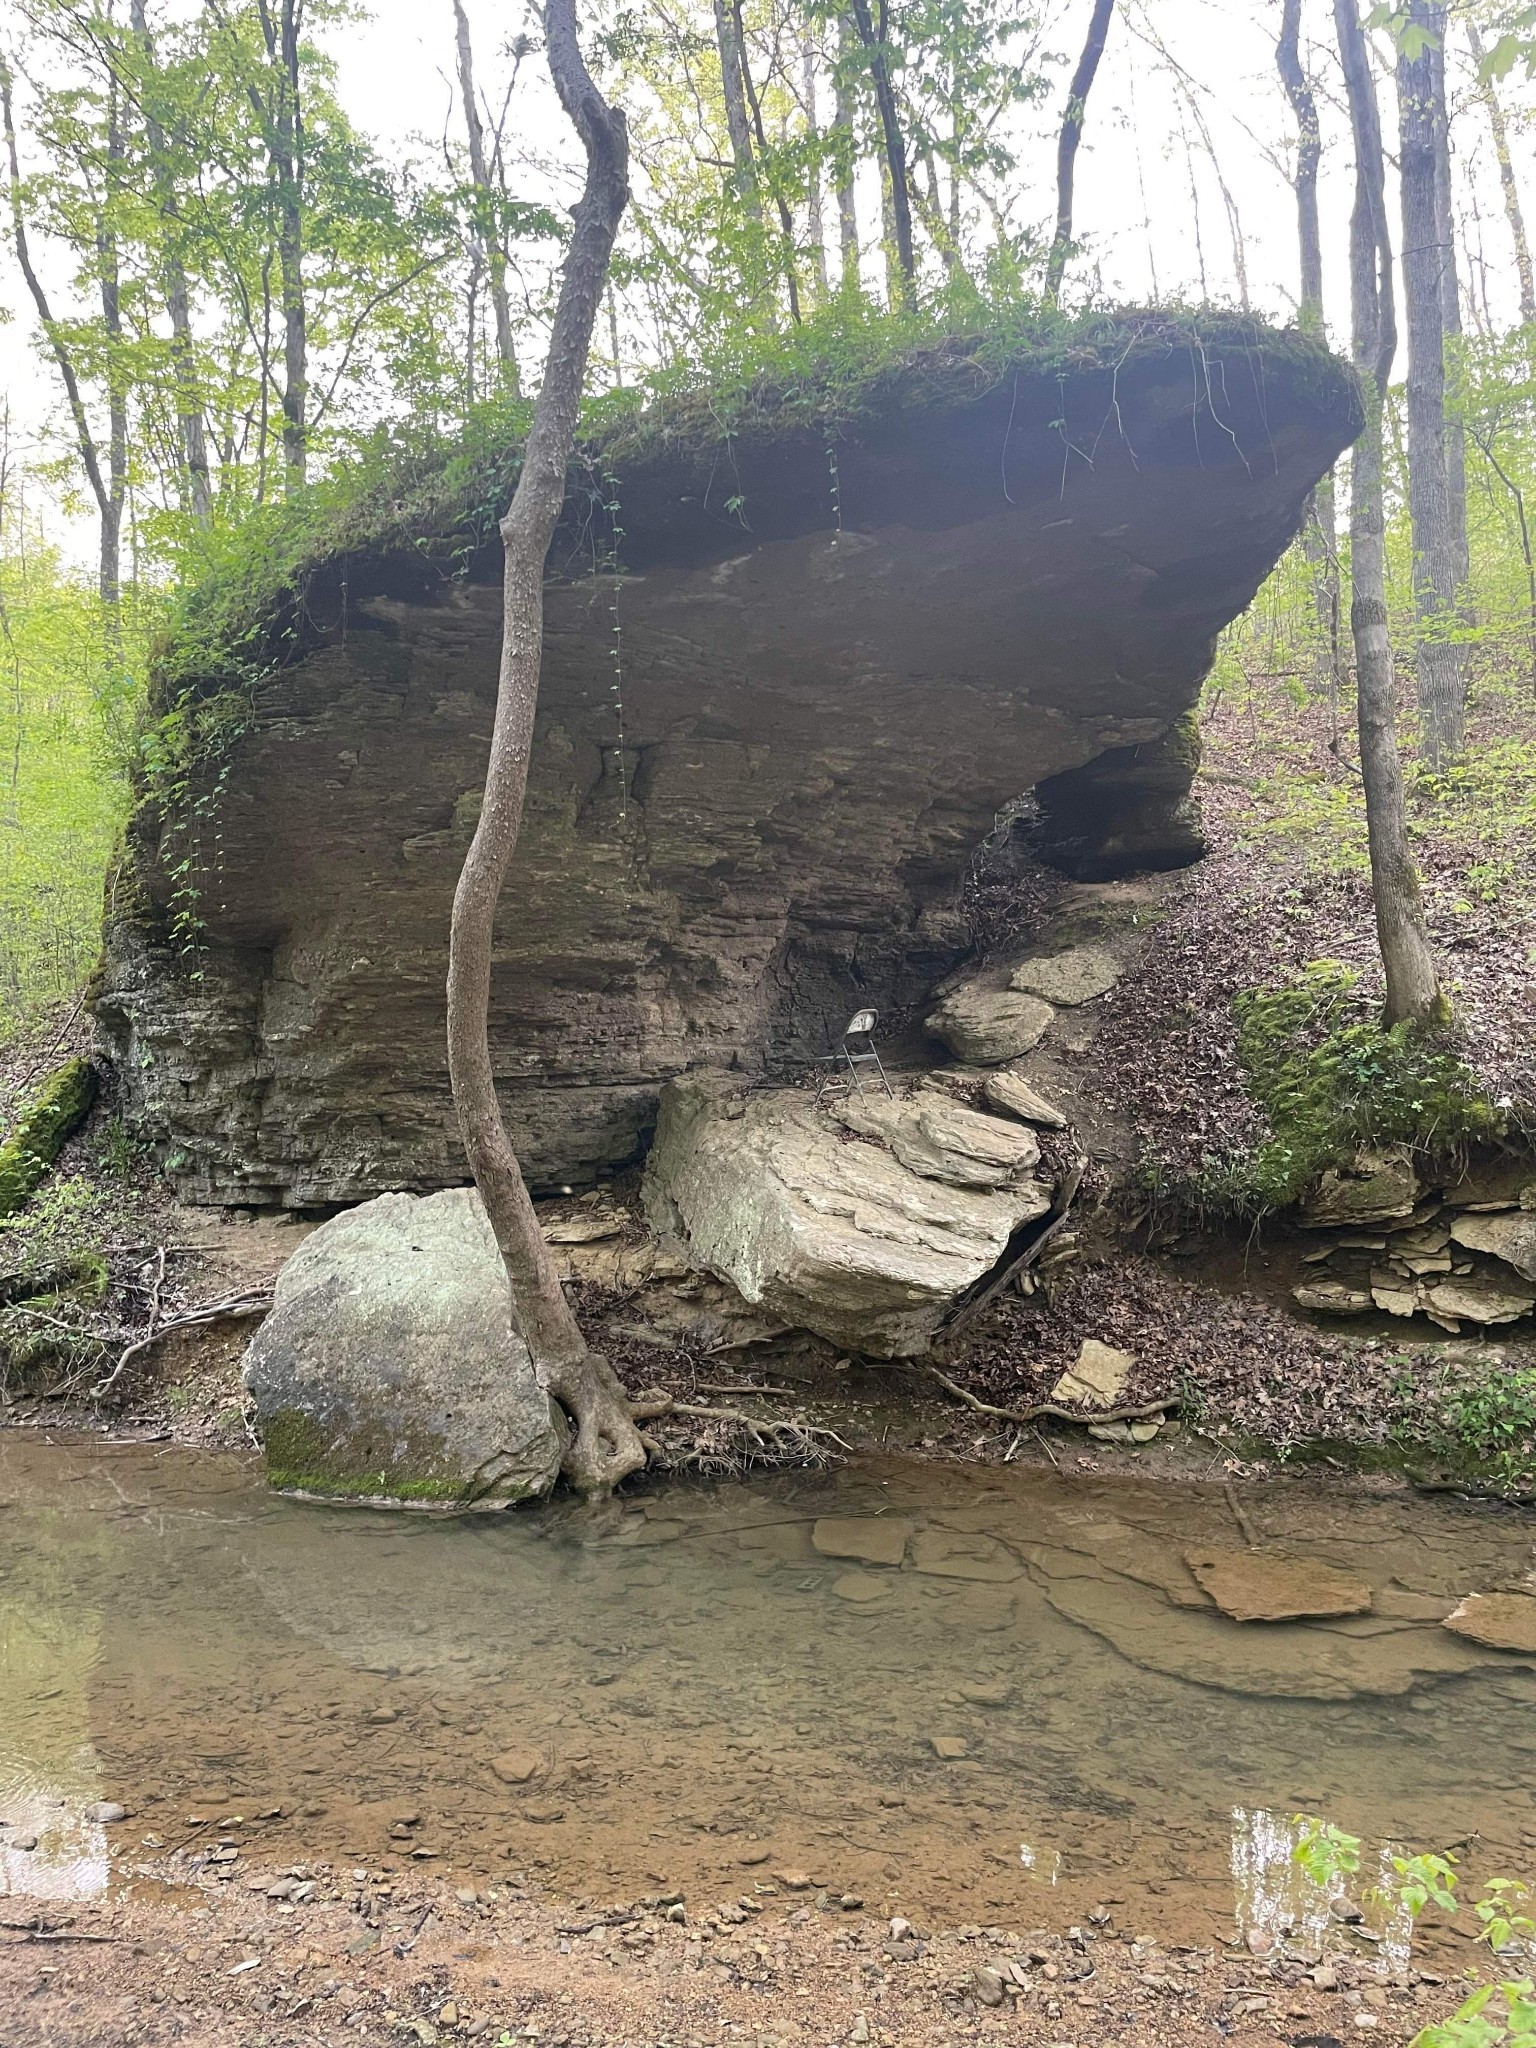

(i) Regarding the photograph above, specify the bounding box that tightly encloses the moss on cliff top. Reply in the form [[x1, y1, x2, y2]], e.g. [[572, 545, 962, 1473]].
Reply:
[[149, 302, 1360, 726]]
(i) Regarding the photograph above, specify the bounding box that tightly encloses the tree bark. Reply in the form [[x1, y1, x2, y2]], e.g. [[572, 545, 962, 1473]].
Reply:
[[848, 0, 913, 298], [1277, 0, 1341, 691], [733, 0, 801, 320], [257, 0, 308, 489], [1334, 0, 1445, 1029], [1466, 16, 1535, 324], [1044, 0, 1115, 305], [712, 0, 761, 221], [445, 0, 644, 1497], [802, 31, 830, 297], [833, 12, 858, 286], [1397, 0, 1465, 766], [453, 0, 519, 391], [1429, 21, 1468, 596], [131, 0, 212, 524]]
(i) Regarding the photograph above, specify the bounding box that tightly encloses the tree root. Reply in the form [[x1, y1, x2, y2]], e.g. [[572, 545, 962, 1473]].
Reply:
[[926, 1365, 1177, 1432], [546, 1348, 648, 1496], [628, 1390, 849, 1466]]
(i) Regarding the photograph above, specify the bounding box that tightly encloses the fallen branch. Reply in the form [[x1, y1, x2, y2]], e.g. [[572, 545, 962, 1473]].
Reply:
[[91, 1288, 275, 1399], [1223, 1479, 1261, 1548], [942, 1157, 1086, 1337], [631, 1391, 850, 1455], [926, 1365, 1176, 1432]]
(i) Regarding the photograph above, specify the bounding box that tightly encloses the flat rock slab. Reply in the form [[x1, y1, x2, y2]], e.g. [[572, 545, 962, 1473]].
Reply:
[[836, 1090, 1040, 1190], [910, 1530, 1022, 1582], [925, 986, 1054, 1064], [1009, 943, 1122, 1007], [1049, 1338, 1135, 1409], [831, 1571, 893, 1604], [812, 1517, 913, 1567], [1449, 1211, 1536, 1283], [1184, 1546, 1372, 1622], [1423, 1273, 1536, 1325], [980, 1069, 1069, 1129], [489, 1749, 544, 1786], [1443, 1592, 1536, 1653]]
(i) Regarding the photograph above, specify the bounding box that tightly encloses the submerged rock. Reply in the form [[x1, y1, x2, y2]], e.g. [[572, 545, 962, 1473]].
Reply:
[[1442, 1592, 1536, 1654], [643, 1073, 1051, 1355], [242, 1189, 564, 1506], [812, 1517, 914, 1567], [1183, 1546, 1372, 1623]]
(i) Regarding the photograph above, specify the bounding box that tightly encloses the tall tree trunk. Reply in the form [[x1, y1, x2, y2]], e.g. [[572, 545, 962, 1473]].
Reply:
[[1430, 24, 1468, 597], [1, 60, 119, 614], [453, 0, 519, 392], [733, 0, 801, 320], [1466, 16, 1535, 324], [712, 0, 761, 221], [1334, 0, 1445, 1029], [446, 0, 644, 1497], [1277, 0, 1341, 693], [97, 74, 127, 615], [1398, 0, 1465, 766], [261, 0, 307, 490], [833, 12, 858, 286], [131, 0, 212, 524], [848, 0, 913, 298], [1044, 0, 1115, 305], [802, 32, 830, 297]]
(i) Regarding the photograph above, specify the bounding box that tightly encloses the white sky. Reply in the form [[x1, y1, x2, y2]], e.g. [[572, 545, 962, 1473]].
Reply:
[[5, 0, 1535, 560]]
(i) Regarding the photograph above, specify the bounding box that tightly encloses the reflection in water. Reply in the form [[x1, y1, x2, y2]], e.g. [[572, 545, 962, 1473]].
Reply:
[[0, 1596, 109, 1900], [1, 1432, 1533, 1938], [1230, 1809, 1419, 1968]]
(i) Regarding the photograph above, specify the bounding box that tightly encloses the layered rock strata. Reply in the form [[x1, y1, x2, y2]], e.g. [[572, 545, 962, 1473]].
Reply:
[[96, 327, 1360, 1205]]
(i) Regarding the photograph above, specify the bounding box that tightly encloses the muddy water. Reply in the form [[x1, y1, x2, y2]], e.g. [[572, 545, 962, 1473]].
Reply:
[[2, 1434, 1534, 1948]]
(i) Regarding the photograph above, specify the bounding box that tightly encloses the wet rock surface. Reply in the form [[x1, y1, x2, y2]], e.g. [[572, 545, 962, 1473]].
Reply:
[[95, 336, 1357, 1206], [1183, 1546, 1373, 1623], [241, 1188, 564, 1506]]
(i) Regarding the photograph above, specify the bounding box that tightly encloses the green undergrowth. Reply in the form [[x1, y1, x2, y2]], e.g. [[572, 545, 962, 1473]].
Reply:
[[0, 1058, 99, 1216], [1393, 1353, 1536, 1499], [1202, 961, 1499, 1217]]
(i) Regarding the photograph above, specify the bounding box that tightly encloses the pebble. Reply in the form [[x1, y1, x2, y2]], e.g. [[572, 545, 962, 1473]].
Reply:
[[972, 1965, 1006, 2006], [438, 2001, 458, 2025], [928, 1734, 968, 1760], [490, 1750, 542, 1786], [12, 1834, 37, 1853], [774, 1869, 813, 1890], [366, 1707, 399, 1725], [87, 1801, 127, 1824], [958, 1682, 1011, 1707], [1353, 2016, 1379, 2032], [1312, 1964, 1340, 1991], [839, 1893, 864, 1912], [830, 1572, 890, 1604]]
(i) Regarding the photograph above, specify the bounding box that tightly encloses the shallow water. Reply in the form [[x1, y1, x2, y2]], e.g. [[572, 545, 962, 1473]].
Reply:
[[2, 1433, 1534, 1947]]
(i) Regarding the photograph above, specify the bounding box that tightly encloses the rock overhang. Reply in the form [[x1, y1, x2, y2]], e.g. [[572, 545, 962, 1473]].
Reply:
[[95, 317, 1362, 1207]]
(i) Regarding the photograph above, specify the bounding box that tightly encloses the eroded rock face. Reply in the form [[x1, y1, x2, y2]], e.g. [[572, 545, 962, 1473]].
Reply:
[[242, 1189, 565, 1505], [642, 1073, 1052, 1355], [96, 332, 1359, 1205]]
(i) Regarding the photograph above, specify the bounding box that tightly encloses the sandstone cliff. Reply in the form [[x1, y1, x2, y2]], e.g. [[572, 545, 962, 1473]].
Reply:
[[95, 319, 1361, 1205]]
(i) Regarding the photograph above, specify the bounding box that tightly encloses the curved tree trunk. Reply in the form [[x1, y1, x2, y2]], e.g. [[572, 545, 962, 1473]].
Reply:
[[446, 0, 645, 1497], [1334, 0, 1446, 1030]]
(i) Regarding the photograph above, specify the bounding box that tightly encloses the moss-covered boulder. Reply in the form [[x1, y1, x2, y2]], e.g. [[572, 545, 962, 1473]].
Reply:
[[0, 1058, 98, 1216], [241, 1189, 565, 1506]]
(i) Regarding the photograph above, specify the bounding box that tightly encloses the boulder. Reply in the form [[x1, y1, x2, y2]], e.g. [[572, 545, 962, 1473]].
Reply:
[[1008, 943, 1121, 1007], [835, 1088, 1040, 1188], [925, 985, 1054, 1064], [1183, 1547, 1373, 1623], [980, 1070, 1069, 1129], [242, 1189, 565, 1506], [1449, 1211, 1536, 1283], [642, 1074, 1052, 1355], [1299, 1148, 1420, 1228]]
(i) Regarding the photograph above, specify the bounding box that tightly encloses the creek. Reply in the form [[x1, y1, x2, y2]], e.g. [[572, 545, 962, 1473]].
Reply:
[[2, 1433, 1533, 1953]]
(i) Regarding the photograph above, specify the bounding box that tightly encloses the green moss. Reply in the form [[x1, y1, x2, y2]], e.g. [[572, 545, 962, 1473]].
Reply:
[[260, 1406, 478, 1504], [1210, 962, 1500, 1216], [0, 1058, 98, 1217]]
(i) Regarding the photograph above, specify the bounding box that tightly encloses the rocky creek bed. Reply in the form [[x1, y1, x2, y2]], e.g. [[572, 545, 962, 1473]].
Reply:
[[2, 1435, 1533, 2044]]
